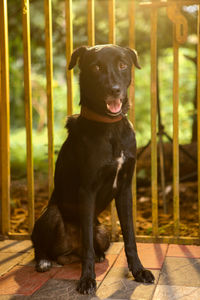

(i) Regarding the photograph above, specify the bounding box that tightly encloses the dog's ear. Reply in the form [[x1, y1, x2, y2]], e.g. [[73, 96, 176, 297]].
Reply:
[[68, 46, 88, 70], [126, 48, 141, 69]]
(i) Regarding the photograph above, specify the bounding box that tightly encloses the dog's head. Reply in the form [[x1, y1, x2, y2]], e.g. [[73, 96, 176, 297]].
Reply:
[[69, 44, 141, 117]]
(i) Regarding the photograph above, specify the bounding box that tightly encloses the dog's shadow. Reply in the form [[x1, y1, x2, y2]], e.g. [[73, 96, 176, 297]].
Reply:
[[3, 257, 148, 299], [3, 257, 111, 298]]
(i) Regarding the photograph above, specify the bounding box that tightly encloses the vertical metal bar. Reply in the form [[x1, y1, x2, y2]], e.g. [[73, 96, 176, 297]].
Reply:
[[88, 0, 95, 46], [108, 0, 115, 44], [0, 0, 10, 235], [0, 46, 1, 230], [151, 8, 158, 237], [22, 0, 34, 232], [173, 24, 180, 237], [44, 0, 54, 198], [158, 132, 167, 212], [65, 0, 73, 115], [129, 0, 137, 233], [197, 5, 200, 237], [129, 0, 135, 126], [108, 0, 117, 240]]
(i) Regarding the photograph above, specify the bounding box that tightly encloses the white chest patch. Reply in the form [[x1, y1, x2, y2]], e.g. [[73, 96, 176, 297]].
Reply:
[[113, 151, 125, 189]]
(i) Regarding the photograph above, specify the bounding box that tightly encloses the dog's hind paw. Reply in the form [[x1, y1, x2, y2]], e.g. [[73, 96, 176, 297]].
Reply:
[[133, 269, 155, 283], [95, 254, 105, 263], [36, 259, 52, 272], [77, 277, 96, 294]]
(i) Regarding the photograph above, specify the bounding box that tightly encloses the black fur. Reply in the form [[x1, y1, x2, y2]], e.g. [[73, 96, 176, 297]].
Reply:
[[31, 44, 154, 294]]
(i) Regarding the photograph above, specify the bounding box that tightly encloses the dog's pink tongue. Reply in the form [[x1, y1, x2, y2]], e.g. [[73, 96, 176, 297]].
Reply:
[[107, 99, 122, 113]]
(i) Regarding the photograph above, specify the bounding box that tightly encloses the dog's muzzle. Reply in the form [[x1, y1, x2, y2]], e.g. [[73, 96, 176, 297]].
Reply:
[[106, 98, 122, 116]]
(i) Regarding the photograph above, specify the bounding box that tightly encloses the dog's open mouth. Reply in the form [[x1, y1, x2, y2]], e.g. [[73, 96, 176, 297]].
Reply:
[[106, 98, 122, 116]]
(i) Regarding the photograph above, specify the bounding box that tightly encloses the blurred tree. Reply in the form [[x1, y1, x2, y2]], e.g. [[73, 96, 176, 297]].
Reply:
[[7, 0, 198, 142]]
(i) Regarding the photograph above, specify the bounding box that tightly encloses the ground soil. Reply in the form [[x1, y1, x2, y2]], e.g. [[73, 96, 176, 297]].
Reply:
[[9, 142, 198, 238], [10, 173, 198, 239]]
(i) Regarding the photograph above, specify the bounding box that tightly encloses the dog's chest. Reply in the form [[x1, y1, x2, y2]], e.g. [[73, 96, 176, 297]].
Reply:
[[112, 151, 125, 189], [100, 124, 135, 190]]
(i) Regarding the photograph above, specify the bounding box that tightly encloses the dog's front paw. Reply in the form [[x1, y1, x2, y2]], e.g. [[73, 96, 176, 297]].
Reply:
[[133, 269, 155, 283], [77, 276, 96, 294]]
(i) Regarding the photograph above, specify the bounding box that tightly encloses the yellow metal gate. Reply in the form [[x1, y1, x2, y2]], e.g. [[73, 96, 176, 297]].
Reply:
[[0, 0, 200, 244]]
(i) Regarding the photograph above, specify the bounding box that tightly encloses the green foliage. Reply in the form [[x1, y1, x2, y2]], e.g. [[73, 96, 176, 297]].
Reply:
[[10, 47, 196, 176], [159, 47, 196, 144], [133, 47, 196, 146], [11, 127, 67, 178], [7, 0, 198, 177]]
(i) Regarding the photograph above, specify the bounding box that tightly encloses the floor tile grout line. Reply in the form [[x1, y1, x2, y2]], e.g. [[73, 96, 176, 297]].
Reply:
[[26, 269, 59, 297], [150, 269, 162, 300], [30, 252, 122, 297], [0, 264, 16, 277], [0, 252, 28, 277], [1, 242, 200, 298], [30, 264, 63, 296], [30, 245, 124, 295], [96, 246, 124, 291], [150, 243, 169, 300]]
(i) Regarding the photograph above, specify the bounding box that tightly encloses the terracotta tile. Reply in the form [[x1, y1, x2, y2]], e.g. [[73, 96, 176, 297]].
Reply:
[[114, 248, 127, 268], [167, 244, 200, 258], [0, 266, 58, 295], [96, 254, 118, 281], [53, 254, 117, 281], [53, 262, 81, 280], [106, 242, 124, 255], [137, 243, 168, 269], [115, 243, 168, 270]]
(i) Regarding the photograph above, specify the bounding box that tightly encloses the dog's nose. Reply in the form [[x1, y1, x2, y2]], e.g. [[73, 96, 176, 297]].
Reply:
[[111, 85, 121, 96]]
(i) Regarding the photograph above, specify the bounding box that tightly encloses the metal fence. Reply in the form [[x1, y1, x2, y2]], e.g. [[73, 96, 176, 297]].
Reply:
[[0, 0, 200, 244]]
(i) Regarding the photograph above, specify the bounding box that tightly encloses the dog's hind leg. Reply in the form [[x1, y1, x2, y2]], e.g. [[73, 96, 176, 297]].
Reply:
[[31, 206, 56, 272], [56, 223, 82, 265], [34, 247, 52, 272], [94, 222, 110, 263], [57, 253, 80, 265], [32, 229, 52, 272], [31, 204, 68, 272]]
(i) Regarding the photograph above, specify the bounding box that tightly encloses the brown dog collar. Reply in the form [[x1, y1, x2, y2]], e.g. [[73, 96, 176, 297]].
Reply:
[[80, 106, 123, 123]]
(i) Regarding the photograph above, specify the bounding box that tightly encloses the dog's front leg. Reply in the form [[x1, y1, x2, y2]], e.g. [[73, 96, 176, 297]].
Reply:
[[77, 187, 96, 294], [115, 184, 155, 283]]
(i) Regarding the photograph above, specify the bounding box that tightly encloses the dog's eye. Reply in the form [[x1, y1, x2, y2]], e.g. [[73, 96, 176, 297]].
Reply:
[[119, 62, 127, 70]]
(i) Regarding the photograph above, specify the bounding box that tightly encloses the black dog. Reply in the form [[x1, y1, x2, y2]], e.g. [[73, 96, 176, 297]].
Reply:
[[31, 44, 155, 294]]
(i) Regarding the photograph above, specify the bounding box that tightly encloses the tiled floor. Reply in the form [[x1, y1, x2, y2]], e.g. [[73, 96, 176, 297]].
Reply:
[[0, 240, 200, 299]]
